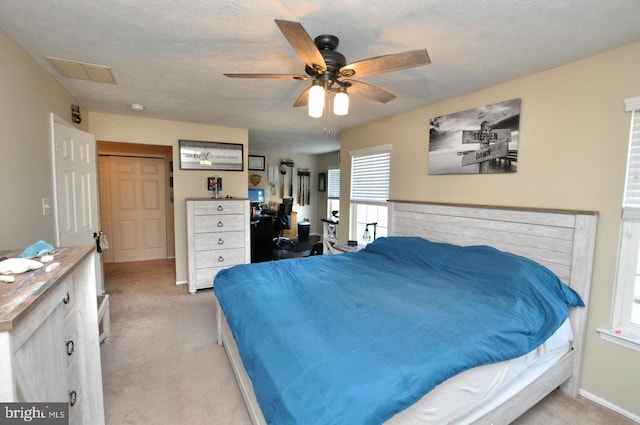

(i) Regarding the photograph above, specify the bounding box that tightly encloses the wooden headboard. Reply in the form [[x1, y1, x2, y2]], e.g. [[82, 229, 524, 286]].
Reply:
[[388, 200, 598, 396]]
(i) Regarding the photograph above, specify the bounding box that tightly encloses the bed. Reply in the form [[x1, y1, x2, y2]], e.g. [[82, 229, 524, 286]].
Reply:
[[214, 201, 598, 425]]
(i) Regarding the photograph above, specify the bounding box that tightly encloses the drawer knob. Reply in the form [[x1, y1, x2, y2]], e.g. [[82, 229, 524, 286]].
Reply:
[[66, 340, 75, 356], [217, 221, 224, 227], [63, 292, 70, 304], [217, 238, 224, 245], [217, 205, 224, 211], [217, 256, 225, 263], [69, 390, 77, 406]]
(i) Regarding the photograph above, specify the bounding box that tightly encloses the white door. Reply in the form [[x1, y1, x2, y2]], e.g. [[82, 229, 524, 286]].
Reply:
[[51, 114, 104, 294], [109, 156, 167, 262]]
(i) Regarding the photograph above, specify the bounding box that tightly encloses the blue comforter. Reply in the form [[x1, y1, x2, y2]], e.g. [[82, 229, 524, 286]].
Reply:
[[214, 237, 583, 425]]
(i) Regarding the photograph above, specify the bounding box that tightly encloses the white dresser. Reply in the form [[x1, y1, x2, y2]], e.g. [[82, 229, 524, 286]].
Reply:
[[0, 246, 105, 425], [186, 198, 251, 293]]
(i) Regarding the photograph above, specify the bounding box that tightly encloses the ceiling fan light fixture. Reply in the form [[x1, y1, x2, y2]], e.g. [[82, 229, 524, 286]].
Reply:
[[333, 87, 349, 116], [308, 80, 325, 118]]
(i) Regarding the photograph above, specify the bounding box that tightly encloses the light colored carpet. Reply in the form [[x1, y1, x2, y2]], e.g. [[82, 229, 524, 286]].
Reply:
[[101, 259, 635, 425]]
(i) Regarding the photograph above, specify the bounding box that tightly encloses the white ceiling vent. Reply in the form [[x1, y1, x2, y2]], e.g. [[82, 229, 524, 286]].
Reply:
[[47, 57, 116, 84]]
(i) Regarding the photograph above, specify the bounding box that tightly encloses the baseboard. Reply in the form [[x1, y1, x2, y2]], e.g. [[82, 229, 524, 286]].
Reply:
[[579, 389, 640, 423], [175, 280, 188, 286]]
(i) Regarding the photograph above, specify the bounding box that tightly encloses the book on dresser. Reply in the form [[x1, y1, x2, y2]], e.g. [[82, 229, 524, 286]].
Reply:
[[186, 198, 251, 294]]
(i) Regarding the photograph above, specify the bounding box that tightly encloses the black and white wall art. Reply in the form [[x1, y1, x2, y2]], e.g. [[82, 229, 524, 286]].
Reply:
[[429, 98, 521, 175]]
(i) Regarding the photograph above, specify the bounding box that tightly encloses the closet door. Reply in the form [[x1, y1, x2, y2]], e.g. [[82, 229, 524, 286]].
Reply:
[[110, 156, 167, 262]]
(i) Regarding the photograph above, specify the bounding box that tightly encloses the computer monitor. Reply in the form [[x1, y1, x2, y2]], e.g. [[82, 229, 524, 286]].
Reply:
[[248, 189, 264, 203]]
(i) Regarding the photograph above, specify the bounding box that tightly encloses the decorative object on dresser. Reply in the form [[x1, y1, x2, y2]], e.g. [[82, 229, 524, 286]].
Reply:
[[0, 246, 105, 425], [207, 176, 222, 198], [185, 198, 250, 294]]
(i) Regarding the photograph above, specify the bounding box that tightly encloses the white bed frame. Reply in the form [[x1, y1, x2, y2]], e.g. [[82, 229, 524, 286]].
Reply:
[[216, 201, 598, 425]]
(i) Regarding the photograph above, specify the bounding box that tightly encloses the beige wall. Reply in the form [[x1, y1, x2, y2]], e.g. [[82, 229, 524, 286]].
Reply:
[[341, 41, 640, 417], [88, 112, 248, 284], [315, 150, 341, 229], [0, 29, 88, 249]]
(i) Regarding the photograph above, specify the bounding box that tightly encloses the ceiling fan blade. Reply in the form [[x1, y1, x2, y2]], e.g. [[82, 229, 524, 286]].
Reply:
[[224, 73, 310, 80], [293, 86, 310, 107], [344, 79, 396, 104], [275, 19, 326, 73], [340, 49, 430, 78]]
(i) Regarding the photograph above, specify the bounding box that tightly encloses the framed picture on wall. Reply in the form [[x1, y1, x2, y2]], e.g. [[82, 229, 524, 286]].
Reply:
[[179, 139, 243, 171], [428, 98, 521, 175], [318, 172, 326, 192], [248, 155, 266, 171]]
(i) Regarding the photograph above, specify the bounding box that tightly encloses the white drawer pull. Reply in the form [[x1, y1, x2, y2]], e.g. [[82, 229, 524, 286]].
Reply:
[[217, 221, 224, 227], [217, 256, 225, 263], [217, 205, 224, 211], [69, 390, 77, 406], [218, 238, 224, 245], [63, 292, 70, 304]]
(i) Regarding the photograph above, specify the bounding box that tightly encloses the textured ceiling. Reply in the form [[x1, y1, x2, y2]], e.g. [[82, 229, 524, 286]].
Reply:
[[2, 0, 640, 154]]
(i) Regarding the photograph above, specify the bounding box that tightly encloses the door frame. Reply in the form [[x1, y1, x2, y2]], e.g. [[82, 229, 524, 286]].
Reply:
[[97, 141, 175, 262]]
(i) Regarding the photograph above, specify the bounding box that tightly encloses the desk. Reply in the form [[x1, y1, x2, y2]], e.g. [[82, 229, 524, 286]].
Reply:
[[250, 215, 273, 263]]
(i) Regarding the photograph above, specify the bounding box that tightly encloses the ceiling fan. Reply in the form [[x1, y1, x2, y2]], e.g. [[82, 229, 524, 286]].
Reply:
[[224, 19, 430, 117]]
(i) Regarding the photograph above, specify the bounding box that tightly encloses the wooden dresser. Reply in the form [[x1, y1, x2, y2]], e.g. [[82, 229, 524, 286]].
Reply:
[[0, 246, 105, 425], [186, 198, 251, 293]]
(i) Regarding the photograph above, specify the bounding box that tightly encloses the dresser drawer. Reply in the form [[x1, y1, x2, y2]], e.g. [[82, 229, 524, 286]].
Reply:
[[195, 231, 245, 251], [195, 247, 245, 269], [193, 201, 245, 215], [194, 214, 245, 233], [194, 265, 237, 289]]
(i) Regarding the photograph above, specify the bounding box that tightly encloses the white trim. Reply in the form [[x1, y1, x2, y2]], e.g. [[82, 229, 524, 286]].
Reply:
[[597, 328, 640, 352], [624, 96, 640, 112], [579, 389, 640, 423], [622, 208, 640, 219], [349, 144, 391, 157]]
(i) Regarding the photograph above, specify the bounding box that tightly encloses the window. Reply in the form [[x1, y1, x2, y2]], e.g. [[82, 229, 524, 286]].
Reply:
[[327, 167, 340, 218], [349, 145, 391, 245], [606, 96, 640, 350]]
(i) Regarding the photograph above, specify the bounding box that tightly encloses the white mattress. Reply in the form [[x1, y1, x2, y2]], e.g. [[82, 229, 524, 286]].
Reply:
[[385, 319, 574, 425]]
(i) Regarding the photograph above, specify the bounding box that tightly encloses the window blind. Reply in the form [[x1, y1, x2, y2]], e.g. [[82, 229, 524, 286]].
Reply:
[[623, 97, 640, 215], [350, 146, 390, 203], [327, 167, 340, 199]]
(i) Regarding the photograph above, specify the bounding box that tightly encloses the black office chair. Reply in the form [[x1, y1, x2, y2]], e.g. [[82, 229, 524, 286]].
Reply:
[[273, 198, 294, 247]]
